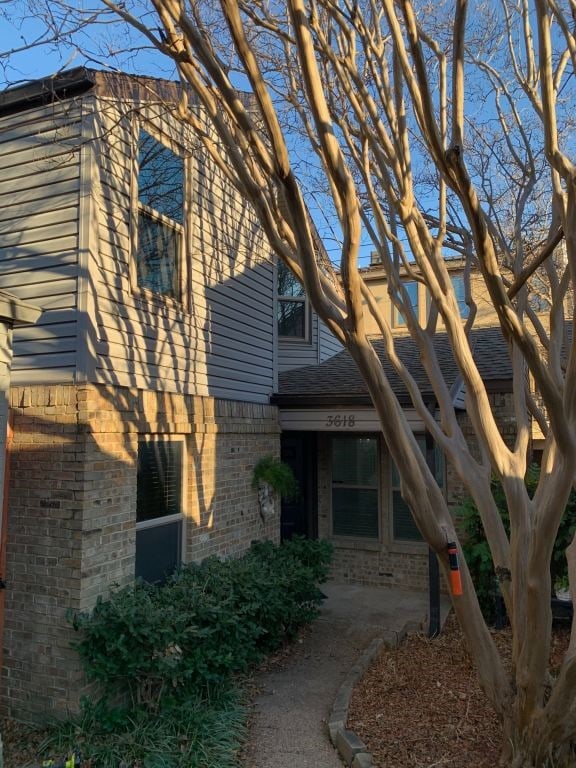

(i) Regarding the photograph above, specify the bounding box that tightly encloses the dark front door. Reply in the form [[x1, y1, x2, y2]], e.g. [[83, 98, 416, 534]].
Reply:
[[280, 432, 317, 541]]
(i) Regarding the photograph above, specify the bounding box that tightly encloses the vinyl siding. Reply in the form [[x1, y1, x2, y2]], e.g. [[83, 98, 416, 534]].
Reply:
[[90, 97, 274, 403], [0, 101, 83, 384], [278, 313, 342, 371]]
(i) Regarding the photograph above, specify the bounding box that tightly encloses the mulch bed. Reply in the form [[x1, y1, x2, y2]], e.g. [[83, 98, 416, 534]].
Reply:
[[347, 614, 570, 768]]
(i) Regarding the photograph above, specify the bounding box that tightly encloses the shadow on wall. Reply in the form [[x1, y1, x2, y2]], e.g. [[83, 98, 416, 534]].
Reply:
[[2, 392, 278, 719]]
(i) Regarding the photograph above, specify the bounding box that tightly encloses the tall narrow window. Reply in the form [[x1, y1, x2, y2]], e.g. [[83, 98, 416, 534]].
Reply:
[[450, 275, 470, 319], [136, 130, 184, 300], [393, 281, 419, 327], [135, 439, 184, 583], [331, 436, 379, 538], [392, 436, 444, 542], [277, 261, 307, 339]]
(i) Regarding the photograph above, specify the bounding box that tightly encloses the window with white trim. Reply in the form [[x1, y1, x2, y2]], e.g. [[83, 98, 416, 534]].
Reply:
[[277, 261, 308, 339], [136, 129, 184, 300], [392, 436, 444, 542], [331, 436, 379, 538], [135, 439, 184, 583]]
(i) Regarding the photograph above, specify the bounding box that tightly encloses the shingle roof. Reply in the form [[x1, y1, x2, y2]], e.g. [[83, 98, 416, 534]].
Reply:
[[274, 326, 513, 406]]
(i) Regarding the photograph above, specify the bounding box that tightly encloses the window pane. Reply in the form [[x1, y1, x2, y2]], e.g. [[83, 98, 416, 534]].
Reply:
[[391, 436, 443, 542], [392, 492, 422, 541], [394, 281, 418, 326], [135, 520, 182, 584], [137, 211, 179, 297], [331, 437, 378, 538], [138, 130, 183, 223], [278, 299, 305, 337], [333, 488, 379, 538], [278, 261, 304, 297], [451, 275, 470, 318], [137, 441, 183, 522], [332, 437, 377, 486]]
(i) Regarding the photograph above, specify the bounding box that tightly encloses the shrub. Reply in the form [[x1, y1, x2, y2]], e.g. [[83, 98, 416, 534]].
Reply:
[[40, 685, 247, 768], [70, 537, 333, 711], [459, 464, 576, 623]]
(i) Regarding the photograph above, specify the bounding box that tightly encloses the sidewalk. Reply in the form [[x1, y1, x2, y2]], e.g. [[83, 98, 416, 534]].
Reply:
[[241, 582, 447, 768]]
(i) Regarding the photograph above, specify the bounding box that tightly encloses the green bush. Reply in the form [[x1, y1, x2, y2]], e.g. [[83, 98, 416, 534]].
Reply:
[[40, 685, 247, 768], [70, 537, 333, 711], [459, 464, 576, 623]]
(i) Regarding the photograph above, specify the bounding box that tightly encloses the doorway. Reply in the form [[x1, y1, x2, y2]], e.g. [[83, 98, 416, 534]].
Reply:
[[280, 432, 317, 541]]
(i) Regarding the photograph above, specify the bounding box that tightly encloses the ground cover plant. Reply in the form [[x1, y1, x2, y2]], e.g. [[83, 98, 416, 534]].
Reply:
[[9, 537, 332, 767]]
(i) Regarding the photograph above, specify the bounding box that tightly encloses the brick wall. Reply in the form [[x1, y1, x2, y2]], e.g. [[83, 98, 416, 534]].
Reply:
[[315, 393, 517, 591], [1, 383, 280, 719]]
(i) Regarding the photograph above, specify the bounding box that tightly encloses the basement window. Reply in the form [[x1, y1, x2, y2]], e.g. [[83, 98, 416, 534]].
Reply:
[[135, 439, 184, 583]]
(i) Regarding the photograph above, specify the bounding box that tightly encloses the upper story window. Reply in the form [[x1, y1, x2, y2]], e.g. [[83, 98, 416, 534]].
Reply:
[[136, 129, 184, 300], [277, 261, 308, 339], [450, 275, 470, 319], [393, 281, 419, 327]]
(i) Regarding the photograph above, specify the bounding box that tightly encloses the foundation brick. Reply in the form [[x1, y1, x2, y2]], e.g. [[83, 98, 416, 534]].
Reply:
[[2, 382, 280, 719]]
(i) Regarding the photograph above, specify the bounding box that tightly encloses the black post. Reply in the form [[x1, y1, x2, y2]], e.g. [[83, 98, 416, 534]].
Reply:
[[426, 406, 441, 638]]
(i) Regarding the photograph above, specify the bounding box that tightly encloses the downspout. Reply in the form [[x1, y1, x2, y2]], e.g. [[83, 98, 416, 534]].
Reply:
[[0, 413, 12, 675]]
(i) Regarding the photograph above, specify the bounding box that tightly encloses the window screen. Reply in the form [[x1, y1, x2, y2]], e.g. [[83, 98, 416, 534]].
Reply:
[[332, 437, 379, 538]]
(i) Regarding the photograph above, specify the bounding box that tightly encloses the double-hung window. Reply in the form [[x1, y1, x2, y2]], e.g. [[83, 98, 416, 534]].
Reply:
[[136, 129, 184, 300], [277, 261, 307, 339], [135, 439, 184, 583], [331, 436, 379, 538]]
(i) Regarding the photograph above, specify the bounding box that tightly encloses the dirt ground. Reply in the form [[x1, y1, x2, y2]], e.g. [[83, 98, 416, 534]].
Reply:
[[347, 615, 570, 768]]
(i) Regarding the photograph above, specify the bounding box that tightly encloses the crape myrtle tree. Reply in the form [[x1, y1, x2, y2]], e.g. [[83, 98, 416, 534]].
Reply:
[[7, 0, 576, 763]]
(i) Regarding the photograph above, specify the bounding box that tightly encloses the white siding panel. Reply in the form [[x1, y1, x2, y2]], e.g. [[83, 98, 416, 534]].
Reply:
[[319, 318, 343, 361]]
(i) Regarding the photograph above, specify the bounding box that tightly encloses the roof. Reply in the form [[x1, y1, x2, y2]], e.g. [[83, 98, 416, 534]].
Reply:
[[0, 67, 200, 118], [274, 326, 513, 407]]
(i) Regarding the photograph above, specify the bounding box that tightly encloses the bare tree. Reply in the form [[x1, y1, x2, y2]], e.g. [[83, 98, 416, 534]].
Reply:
[[7, 0, 576, 763]]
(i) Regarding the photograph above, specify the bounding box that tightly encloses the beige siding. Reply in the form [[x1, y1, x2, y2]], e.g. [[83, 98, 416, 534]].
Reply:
[[0, 101, 83, 384], [90, 98, 274, 402]]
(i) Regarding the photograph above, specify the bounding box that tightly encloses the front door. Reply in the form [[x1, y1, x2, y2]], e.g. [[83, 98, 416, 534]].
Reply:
[[280, 432, 317, 541]]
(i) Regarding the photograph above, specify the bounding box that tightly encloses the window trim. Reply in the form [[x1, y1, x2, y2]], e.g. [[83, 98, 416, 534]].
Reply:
[[277, 261, 310, 342], [135, 436, 187, 581], [329, 433, 381, 542], [131, 122, 188, 309]]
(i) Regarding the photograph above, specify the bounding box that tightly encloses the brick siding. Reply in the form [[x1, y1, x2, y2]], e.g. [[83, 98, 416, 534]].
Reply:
[[1, 383, 280, 719]]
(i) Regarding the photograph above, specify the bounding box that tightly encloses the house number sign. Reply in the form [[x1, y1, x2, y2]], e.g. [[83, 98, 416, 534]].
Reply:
[[324, 414, 356, 428]]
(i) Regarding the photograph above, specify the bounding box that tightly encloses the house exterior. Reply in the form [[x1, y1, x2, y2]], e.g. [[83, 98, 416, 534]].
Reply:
[[275, 328, 515, 589], [0, 67, 340, 720]]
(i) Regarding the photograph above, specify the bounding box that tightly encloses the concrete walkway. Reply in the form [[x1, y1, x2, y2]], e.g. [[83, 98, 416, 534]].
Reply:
[[241, 582, 446, 768]]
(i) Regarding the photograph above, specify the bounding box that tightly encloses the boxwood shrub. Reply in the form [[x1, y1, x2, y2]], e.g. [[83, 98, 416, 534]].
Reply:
[[70, 537, 333, 712]]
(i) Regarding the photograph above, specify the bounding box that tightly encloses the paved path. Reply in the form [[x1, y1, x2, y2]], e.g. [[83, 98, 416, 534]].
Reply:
[[242, 583, 441, 768]]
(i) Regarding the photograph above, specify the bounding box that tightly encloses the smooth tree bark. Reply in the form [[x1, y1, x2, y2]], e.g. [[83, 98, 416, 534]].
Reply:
[[10, 0, 576, 763]]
